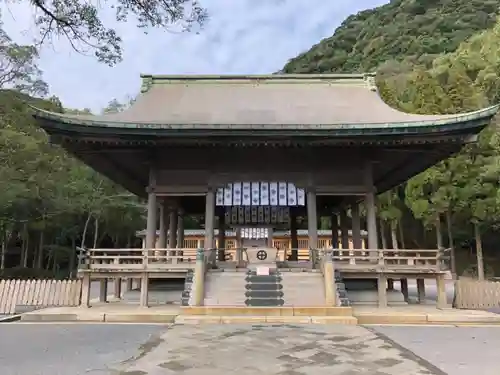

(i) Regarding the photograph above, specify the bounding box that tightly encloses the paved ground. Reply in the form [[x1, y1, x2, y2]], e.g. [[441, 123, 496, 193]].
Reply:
[[113, 324, 440, 375], [2, 323, 500, 374], [373, 326, 500, 375], [0, 323, 162, 375]]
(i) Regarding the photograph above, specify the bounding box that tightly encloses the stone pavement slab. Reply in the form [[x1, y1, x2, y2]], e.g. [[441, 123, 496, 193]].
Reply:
[[0, 323, 164, 375], [20, 303, 181, 323], [373, 325, 500, 375], [113, 324, 443, 374]]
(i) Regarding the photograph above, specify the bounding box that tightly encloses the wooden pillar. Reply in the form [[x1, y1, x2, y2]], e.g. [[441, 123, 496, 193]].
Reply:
[[290, 209, 299, 261], [436, 274, 447, 309], [177, 208, 184, 248], [168, 209, 177, 249], [331, 213, 339, 249], [157, 202, 169, 248], [217, 212, 226, 261], [377, 274, 388, 308], [339, 209, 349, 250], [365, 163, 378, 266], [417, 278, 426, 303], [205, 188, 216, 264], [351, 203, 362, 249], [141, 168, 157, 308], [307, 189, 318, 268], [235, 227, 243, 264], [400, 278, 409, 302], [307, 189, 318, 249]]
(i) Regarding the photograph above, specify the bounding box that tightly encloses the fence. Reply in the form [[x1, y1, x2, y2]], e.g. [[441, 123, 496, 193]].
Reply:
[[454, 278, 500, 309], [0, 279, 82, 315]]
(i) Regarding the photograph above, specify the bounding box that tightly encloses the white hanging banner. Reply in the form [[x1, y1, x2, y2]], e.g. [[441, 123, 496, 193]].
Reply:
[[242, 182, 251, 206], [260, 183, 269, 206], [251, 182, 260, 206], [215, 182, 305, 207], [233, 182, 242, 206], [297, 188, 305, 206], [216, 187, 224, 206], [269, 182, 279, 206], [223, 184, 232, 206]]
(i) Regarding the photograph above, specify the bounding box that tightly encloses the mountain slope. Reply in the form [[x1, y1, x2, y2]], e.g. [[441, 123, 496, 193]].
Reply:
[[282, 0, 500, 74]]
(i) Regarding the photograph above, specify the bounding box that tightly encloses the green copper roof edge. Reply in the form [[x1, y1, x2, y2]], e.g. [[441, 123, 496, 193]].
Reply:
[[30, 103, 499, 131], [139, 73, 376, 80]]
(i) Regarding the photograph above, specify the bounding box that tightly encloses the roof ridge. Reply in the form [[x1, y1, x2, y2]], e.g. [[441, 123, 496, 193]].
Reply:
[[139, 73, 376, 93]]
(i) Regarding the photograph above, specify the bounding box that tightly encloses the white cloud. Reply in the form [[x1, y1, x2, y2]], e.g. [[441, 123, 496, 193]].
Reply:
[[1, 0, 387, 111]]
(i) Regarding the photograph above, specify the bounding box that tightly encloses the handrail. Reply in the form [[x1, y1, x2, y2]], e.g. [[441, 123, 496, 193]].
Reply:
[[77, 246, 450, 272]]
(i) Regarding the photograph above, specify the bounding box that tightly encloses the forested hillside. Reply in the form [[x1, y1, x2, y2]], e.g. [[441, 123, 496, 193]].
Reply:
[[283, 0, 500, 73], [284, 0, 500, 278]]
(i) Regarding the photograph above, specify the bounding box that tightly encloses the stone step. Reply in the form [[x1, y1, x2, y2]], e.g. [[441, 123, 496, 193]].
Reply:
[[245, 284, 283, 291], [245, 290, 284, 298], [245, 298, 284, 307]]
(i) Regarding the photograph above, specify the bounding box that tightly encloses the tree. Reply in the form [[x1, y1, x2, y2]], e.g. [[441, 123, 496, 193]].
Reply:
[[0, 19, 47, 95], [27, 0, 208, 65]]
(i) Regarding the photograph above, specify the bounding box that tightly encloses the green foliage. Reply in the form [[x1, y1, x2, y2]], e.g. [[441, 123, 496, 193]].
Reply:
[[0, 18, 47, 95], [0, 90, 146, 275], [283, 0, 500, 74], [19, 0, 207, 65]]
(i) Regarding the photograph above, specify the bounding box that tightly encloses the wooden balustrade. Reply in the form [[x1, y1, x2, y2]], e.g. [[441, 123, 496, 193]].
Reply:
[[80, 248, 201, 271], [78, 247, 450, 273], [331, 248, 450, 271]]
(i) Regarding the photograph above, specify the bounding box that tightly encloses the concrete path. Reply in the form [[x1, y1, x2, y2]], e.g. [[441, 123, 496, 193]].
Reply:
[[113, 324, 443, 375], [374, 325, 500, 375], [3, 323, 500, 374], [0, 323, 163, 375]]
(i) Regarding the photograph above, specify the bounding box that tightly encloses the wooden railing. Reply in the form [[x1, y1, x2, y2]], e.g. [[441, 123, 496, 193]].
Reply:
[[79, 248, 202, 271], [330, 248, 450, 271], [78, 247, 450, 272]]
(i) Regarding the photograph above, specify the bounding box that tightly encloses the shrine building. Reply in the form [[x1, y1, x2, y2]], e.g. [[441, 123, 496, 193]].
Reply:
[[32, 74, 498, 311]]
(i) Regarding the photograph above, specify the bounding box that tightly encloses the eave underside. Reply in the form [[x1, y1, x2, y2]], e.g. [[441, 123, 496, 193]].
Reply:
[[58, 135, 469, 211]]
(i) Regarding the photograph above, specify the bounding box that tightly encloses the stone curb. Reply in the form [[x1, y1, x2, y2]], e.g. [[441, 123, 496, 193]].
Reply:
[[20, 312, 177, 323], [174, 315, 358, 324]]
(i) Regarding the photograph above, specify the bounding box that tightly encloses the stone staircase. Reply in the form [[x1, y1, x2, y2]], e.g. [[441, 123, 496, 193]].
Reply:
[[204, 270, 247, 306], [280, 271, 325, 306], [245, 269, 284, 306], [334, 270, 351, 307]]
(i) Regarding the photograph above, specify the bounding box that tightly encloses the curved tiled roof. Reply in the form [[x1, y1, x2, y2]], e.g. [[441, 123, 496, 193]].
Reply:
[[32, 73, 499, 131]]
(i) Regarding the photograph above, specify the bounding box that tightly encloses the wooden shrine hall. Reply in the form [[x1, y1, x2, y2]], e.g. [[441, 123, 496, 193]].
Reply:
[[32, 73, 499, 309]]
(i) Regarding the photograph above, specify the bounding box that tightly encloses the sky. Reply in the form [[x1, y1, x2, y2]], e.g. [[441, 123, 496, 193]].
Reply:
[[1, 0, 387, 112]]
